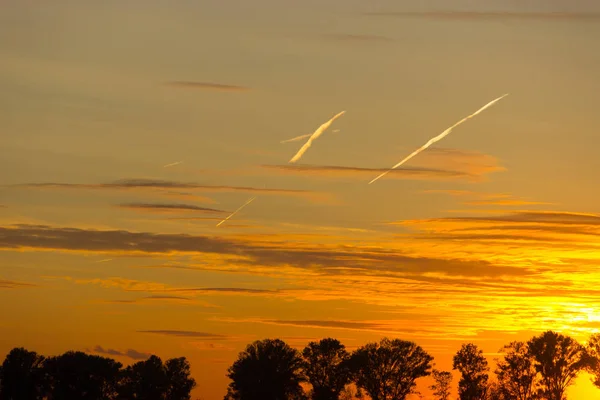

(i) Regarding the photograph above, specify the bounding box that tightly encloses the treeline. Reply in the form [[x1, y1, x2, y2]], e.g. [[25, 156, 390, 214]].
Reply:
[[223, 330, 600, 400], [0, 348, 195, 400], [4, 330, 600, 400]]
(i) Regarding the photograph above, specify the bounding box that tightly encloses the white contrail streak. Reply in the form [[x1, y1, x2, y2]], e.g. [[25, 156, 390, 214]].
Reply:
[[289, 111, 346, 163], [280, 134, 311, 144], [216, 196, 257, 227], [368, 94, 509, 185], [163, 161, 184, 168]]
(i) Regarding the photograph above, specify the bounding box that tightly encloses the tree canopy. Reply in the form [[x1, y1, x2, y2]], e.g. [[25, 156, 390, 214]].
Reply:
[[350, 337, 433, 400]]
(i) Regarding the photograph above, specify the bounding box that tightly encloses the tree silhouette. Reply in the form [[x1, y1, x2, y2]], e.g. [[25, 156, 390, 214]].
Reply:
[[350, 337, 433, 400], [224, 338, 306, 400], [0, 348, 46, 400], [495, 341, 538, 400], [118, 355, 169, 399], [429, 369, 453, 400], [452, 343, 489, 400], [302, 338, 351, 400], [43, 351, 122, 400], [165, 357, 196, 400], [528, 331, 585, 400], [584, 333, 600, 390]]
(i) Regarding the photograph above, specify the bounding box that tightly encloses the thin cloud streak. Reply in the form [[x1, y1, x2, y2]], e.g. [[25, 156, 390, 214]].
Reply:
[[117, 203, 227, 214], [216, 196, 257, 227], [10, 179, 327, 202], [289, 111, 346, 163], [165, 81, 250, 92], [163, 161, 183, 168], [261, 164, 497, 182], [369, 94, 509, 184], [92, 346, 151, 361], [281, 134, 312, 144], [138, 330, 227, 339]]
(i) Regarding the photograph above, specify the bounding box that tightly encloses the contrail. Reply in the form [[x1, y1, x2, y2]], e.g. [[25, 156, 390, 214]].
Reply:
[[289, 111, 346, 163], [281, 128, 341, 144], [368, 94, 509, 185], [281, 134, 311, 144], [216, 196, 257, 227], [163, 161, 184, 168]]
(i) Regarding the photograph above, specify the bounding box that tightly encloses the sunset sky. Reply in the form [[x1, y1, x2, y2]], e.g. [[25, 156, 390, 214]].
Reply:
[[2, 1, 600, 399]]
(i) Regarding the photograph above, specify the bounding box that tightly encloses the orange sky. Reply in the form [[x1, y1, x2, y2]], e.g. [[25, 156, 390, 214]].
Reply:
[[2, 1, 600, 399]]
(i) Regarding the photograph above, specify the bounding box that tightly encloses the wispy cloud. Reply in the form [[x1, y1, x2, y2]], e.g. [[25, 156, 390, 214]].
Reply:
[[10, 179, 328, 202], [117, 203, 227, 214], [163, 161, 184, 168], [364, 10, 600, 21], [261, 164, 491, 182], [138, 330, 228, 339], [464, 199, 552, 206], [165, 81, 250, 92], [92, 345, 151, 361], [0, 279, 36, 289]]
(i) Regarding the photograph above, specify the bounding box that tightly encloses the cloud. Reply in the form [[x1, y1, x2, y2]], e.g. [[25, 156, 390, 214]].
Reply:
[[321, 33, 393, 42], [164, 81, 250, 92], [10, 179, 327, 202], [267, 149, 503, 182], [364, 10, 600, 21], [261, 164, 482, 181], [266, 319, 389, 330], [116, 203, 227, 214], [464, 200, 552, 206], [0, 224, 516, 278], [409, 148, 505, 174], [0, 279, 36, 289], [92, 345, 151, 361], [143, 295, 191, 300], [138, 330, 227, 339]]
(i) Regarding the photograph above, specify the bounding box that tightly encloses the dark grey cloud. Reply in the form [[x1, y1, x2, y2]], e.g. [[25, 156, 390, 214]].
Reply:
[[138, 330, 227, 339], [261, 164, 479, 181], [0, 224, 527, 278], [364, 10, 600, 21], [142, 295, 192, 301], [165, 81, 250, 92], [117, 203, 227, 214], [10, 179, 324, 201], [92, 345, 151, 361]]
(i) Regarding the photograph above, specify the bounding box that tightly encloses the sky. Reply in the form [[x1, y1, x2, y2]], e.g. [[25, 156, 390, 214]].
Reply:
[[2, 0, 600, 398]]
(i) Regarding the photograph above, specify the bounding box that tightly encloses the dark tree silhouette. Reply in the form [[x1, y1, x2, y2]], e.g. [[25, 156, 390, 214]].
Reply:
[[350, 337, 433, 400], [452, 343, 489, 400], [224, 338, 306, 400], [118, 355, 169, 400], [528, 331, 585, 400], [495, 341, 537, 400], [0, 348, 46, 400], [302, 338, 351, 400], [584, 333, 600, 390], [43, 351, 122, 400], [429, 369, 453, 400], [165, 357, 196, 400]]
